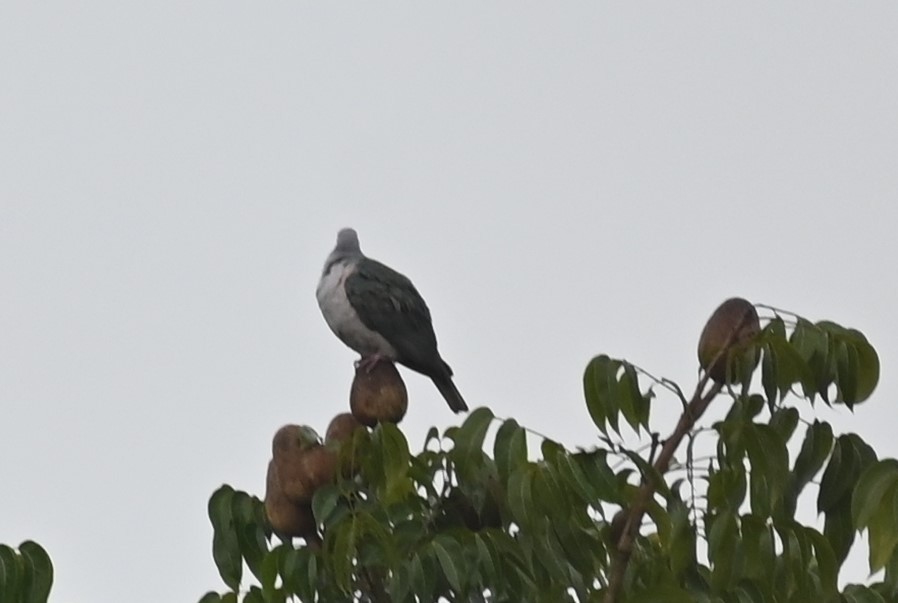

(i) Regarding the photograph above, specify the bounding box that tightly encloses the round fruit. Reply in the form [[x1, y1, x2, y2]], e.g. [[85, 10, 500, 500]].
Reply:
[[296, 445, 338, 497], [350, 361, 408, 427], [272, 424, 320, 456], [264, 460, 316, 538], [698, 297, 761, 384], [326, 412, 365, 445], [272, 425, 327, 503]]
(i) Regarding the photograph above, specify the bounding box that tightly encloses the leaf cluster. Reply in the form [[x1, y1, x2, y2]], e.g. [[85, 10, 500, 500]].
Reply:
[[0, 541, 53, 603]]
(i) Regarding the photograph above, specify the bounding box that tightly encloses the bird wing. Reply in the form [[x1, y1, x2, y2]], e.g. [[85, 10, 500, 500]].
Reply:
[[344, 257, 446, 375]]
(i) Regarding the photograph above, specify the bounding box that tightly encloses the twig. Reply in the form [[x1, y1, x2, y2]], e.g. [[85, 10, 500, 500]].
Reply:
[[631, 364, 688, 406]]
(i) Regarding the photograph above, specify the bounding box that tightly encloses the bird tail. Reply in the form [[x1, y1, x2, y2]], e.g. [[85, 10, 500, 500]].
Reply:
[[431, 373, 468, 413]]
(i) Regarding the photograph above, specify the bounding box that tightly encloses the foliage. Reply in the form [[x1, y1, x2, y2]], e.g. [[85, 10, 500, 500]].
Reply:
[[0, 541, 53, 603], [200, 305, 898, 602]]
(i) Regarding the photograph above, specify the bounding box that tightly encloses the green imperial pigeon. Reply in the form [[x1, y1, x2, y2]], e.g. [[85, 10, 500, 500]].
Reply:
[[316, 228, 468, 413]]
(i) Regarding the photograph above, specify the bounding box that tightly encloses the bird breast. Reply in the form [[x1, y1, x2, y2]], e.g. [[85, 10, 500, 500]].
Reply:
[[316, 262, 398, 358]]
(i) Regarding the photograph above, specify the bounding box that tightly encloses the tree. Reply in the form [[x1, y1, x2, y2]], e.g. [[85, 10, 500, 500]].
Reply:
[[199, 297, 895, 602]]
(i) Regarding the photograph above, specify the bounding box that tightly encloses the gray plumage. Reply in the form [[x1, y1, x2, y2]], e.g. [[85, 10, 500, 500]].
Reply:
[[316, 228, 468, 413]]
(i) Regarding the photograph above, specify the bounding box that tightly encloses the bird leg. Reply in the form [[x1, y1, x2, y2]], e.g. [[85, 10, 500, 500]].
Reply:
[[355, 353, 389, 373]]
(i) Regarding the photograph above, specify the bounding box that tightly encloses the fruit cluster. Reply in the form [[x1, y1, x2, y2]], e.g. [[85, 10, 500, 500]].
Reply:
[[263, 361, 410, 539]]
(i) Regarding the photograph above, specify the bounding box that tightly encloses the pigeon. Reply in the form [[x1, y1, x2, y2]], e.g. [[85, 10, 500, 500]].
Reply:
[[316, 228, 468, 413]]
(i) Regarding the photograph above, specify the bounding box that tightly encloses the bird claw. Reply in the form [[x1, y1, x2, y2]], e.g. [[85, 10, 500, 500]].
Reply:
[[355, 354, 388, 373]]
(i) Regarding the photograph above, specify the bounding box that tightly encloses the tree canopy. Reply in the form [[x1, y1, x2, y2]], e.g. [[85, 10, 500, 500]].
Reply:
[[197, 298, 897, 602], [9, 297, 891, 603]]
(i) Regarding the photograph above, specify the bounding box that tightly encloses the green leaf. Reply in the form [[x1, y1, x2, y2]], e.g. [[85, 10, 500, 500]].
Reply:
[[555, 449, 601, 505], [259, 547, 280, 597], [573, 449, 623, 504], [376, 422, 412, 502], [667, 491, 697, 578], [356, 511, 400, 568], [431, 535, 465, 595], [741, 514, 775, 585], [790, 319, 829, 402], [231, 492, 268, 583], [724, 395, 765, 423], [818, 436, 859, 513], [761, 344, 778, 408], [388, 564, 411, 602], [244, 586, 264, 603], [311, 483, 341, 527], [279, 546, 318, 601], [760, 319, 810, 401], [619, 362, 646, 434], [506, 465, 535, 527], [768, 407, 799, 443], [813, 321, 881, 408], [494, 419, 527, 485], [835, 340, 860, 407], [329, 518, 356, 593], [807, 527, 839, 597], [853, 460, 898, 529], [773, 341, 815, 402], [551, 517, 598, 580], [644, 498, 673, 548], [532, 461, 570, 522], [846, 433, 878, 469], [851, 331, 880, 403], [18, 541, 53, 603], [484, 530, 537, 593], [0, 544, 21, 603], [450, 407, 494, 482], [744, 424, 789, 514], [423, 426, 440, 448], [774, 520, 810, 595], [867, 484, 898, 573], [208, 485, 242, 591], [824, 496, 855, 565], [407, 554, 428, 601], [708, 465, 747, 513], [279, 547, 303, 596], [708, 512, 738, 592], [474, 533, 498, 585], [792, 421, 834, 493], [583, 355, 621, 435], [630, 586, 697, 603], [197, 593, 222, 603], [843, 584, 888, 603], [540, 520, 574, 583], [621, 447, 670, 498]]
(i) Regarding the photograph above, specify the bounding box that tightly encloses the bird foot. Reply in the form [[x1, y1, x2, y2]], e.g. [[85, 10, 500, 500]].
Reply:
[[355, 354, 389, 373]]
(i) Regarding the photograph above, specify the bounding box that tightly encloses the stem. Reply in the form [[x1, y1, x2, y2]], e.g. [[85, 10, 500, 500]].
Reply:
[[601, 304, 756, 603]]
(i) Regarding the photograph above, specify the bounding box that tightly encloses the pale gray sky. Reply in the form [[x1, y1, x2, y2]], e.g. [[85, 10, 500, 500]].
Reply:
[[2, 4, 898, 602]]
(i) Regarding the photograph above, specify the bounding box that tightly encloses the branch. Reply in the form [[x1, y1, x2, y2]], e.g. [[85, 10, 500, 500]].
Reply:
[[601, 305, 757, 603]]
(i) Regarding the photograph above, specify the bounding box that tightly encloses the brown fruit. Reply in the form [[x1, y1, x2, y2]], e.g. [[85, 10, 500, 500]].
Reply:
[[264, 460, 316, 538], [698, 297, 761, 384], [272, 424, 321, 455], [296, 445, 338, 496], [326, 412, 365, 445], [326, 413, 367, 478], [350, 361, 408, 427], [271, 425, 330, 503]]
